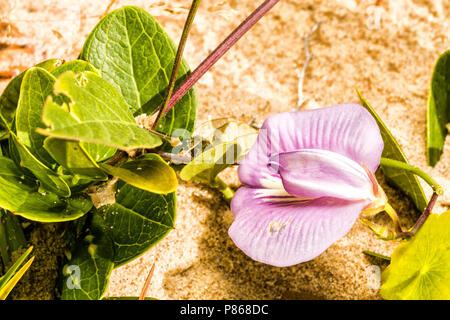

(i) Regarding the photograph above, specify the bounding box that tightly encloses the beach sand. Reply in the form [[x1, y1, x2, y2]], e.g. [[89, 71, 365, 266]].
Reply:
[[0, 0, 449, 299]]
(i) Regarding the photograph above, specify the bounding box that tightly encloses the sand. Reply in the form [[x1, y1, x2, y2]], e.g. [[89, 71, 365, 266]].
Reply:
[[0, 0, 449, 300]]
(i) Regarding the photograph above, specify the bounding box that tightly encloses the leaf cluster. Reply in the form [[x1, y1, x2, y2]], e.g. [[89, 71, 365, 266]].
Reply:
[[0, 6, 198, 300]]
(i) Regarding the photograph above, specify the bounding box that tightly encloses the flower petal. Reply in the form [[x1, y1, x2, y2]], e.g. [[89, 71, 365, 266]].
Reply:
[[270, 149, 375, 201], [238, 104, 383, 188], [229, 187, 367, 267]]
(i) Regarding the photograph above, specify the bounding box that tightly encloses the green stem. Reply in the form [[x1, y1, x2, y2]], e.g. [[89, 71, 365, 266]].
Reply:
[[380, 157, 444, 239], [380, 157, 443, 195], [152, 0, 202, 131], [213, 177, 235, 205]]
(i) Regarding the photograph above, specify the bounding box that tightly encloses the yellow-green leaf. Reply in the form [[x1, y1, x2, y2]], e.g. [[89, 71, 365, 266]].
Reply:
[[100, 154, 177, 194], [0, 155, 92, 222], [44, 137, 107, 180], [10, 132, 71, 197], [37, 72, 162, 154], [180, 142, 241, 184], [380, 211, 450, 300], [0, 246, 34, 300], [51, 60, 98, 78], [0, 59, 63, 138], [15, 67, 60, 166]]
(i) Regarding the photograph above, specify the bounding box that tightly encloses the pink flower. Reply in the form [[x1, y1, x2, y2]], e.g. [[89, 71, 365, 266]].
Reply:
[[229, 103, 385, 267]]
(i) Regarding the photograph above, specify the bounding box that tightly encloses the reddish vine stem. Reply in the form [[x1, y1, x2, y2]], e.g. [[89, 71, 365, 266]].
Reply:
[[411, 192, 439, 233], [152, 0, 202, 130], [396, 192, 439, 239], [152, 0, 280, 119]]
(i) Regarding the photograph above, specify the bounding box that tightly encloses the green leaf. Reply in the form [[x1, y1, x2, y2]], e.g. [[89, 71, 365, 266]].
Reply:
[[0, 155, 92, 222], [80, 6, 198, 135], [51, 60, 98, 78], [10, 132, 71, 197], [380, 210, 450, 300], [94, 181, 176, 267], [3, 211, 27, 252], [44, 137, 107, 180], [40, 97, 115, 163], [61, 237, 114, 300], [357, 89, 428, 212], [7, 132, 22, 171], [427, 50, 450, 166], [0, 246, 34, 300], [180, 142, 241, 184], [37, 71, 162, 155], [0, 256, 34, 300], [48, 61, 101, 171], [0, 246, 33, 288], [100, 153, 177, 194], [0, 211, 9, 265], [15, 67, 62, 166], [61, 172, 176, 299], [0, 59, 63, 138]]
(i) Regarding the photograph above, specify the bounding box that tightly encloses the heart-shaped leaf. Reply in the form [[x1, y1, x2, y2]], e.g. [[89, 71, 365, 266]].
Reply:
[[0, 155, 92, 222], [61, 180, 176, 300], [37, 72, 162, 155], [94, 181, 176, 266], [79, 6, 198, 135], [427, 50, 450, 166], [100, 153, 177, 194], [180, 142, 241, 184], [357, 90, 428, 212], [61, 237, 114, 300], [380, 210, 450, 300], [0, 59, 63, 138]]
